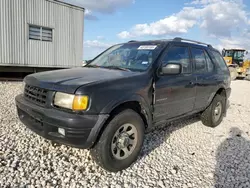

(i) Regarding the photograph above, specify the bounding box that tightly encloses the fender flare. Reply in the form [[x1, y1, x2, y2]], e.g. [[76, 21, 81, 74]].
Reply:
[[101, 93, 153, 129], [207, 86, 227, 107]]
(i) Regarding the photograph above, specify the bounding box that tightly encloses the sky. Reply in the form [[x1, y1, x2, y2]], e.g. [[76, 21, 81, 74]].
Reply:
[[63, 0, 250, 60]]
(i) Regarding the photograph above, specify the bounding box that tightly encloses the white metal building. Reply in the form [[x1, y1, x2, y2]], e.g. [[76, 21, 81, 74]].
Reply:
[[0, 0, 84, 72]]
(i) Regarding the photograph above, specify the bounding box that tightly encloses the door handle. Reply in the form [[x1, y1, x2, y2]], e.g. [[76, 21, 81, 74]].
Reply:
[[186, 81, 195, 87], [189, 81, 195, 85]]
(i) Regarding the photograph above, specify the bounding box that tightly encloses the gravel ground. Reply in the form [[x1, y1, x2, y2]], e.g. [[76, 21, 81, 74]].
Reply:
[[0, 80, 250, 188]]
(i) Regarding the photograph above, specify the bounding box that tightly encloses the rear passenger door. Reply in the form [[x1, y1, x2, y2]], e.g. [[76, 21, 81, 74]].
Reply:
[[191, 47, 217, 110]]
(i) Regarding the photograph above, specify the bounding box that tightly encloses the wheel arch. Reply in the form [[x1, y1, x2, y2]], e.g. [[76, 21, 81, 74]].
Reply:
[[216, 88, 227, 98], [106, 101, 149, 128], [209, 87, 227, 103], [101, 94, 152, 126], [91, 96, 153, 148], [207, 87, 227, 114]]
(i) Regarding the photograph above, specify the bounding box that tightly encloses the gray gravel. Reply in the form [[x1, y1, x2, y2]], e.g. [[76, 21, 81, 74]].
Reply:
[[0, 80, 250, 188]]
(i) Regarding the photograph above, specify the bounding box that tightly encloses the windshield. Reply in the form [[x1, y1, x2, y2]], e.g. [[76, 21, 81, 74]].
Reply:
[[224, 50, 234, 57], [233, 51, 245, 61], [224, 50, 245, 61], [87, 42, 164, 71]]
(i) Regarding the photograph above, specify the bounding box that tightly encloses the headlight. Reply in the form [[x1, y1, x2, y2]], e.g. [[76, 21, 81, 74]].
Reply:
[[54, 92, 89, 110]]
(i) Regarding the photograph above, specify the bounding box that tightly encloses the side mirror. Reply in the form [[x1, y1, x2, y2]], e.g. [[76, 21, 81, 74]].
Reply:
[[160, 63, 182, 75], [82, 60, 87, 66]]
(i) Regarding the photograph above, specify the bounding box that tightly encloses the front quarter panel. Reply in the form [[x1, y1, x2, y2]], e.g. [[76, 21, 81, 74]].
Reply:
[[75, 73, 153, 116]]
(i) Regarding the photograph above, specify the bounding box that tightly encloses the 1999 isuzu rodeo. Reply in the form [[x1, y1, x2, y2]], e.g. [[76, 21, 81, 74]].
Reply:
[[16, 38, 231, 172]]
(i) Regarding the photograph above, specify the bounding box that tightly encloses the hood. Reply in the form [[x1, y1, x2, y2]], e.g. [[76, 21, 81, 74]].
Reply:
[[24, 67, 140, 93]]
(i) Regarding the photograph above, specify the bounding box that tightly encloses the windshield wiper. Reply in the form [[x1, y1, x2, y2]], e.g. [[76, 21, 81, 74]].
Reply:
[[85, 64, 100, 68], [103, 66, 131, 71]]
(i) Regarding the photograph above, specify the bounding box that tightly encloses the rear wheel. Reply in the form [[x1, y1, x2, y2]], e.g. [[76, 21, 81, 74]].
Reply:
[[90, 109, 145, 172], [246, 74, 250, 81], [201, 94, 226, 127]]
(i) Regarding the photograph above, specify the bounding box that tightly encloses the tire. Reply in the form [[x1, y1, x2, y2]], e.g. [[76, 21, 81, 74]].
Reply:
[[229, 67, 238, 80], [246, 74, 250, 81], [201, 94, 226, 127], [90, 109, 145, 172]]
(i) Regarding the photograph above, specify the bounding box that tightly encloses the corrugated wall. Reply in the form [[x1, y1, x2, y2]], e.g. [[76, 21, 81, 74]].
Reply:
[[0, 0, 84, 68], [0, 0, 26, 65]]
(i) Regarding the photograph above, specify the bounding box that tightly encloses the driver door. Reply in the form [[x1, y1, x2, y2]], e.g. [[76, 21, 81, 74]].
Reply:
[[153, 44, 196, 122]]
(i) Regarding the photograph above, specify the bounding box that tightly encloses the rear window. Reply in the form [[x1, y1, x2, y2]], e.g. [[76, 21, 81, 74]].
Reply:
[[211, 51, 228, 71], [191, 48, 207, 73]]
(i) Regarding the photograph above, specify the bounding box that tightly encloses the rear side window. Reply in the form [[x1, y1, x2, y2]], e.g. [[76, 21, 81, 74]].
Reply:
[[162, 46, 191, 73], [211, 51, 228, 71], [204, 51, 214, 72], [191, 48, 207, 73]]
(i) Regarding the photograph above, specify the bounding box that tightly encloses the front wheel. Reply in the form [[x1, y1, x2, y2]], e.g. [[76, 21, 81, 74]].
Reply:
[[90, 109, 145, 172], [201, 94, 226, 127]]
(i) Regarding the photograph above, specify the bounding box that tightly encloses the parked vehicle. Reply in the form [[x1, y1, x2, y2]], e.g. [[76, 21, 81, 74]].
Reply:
[[222, 48, 250, 80], [15, 38, 231, 172]]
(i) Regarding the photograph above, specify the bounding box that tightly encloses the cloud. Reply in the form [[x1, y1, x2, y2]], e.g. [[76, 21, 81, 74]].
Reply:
[[117, 31, 133, 39], [63, 0, 134, 20], [84, 40, 112, 49], [84, 9, 98, 20], [118, 0, 250, 39], [197, 1, 249, 37], [189, 0, 222, 5], [216, 35, 250, 52], [118, 8, 198, 39], [83, 40, 113, 60]]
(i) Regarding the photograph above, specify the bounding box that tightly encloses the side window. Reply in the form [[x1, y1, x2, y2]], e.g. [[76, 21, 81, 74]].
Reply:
[[162, 46, 191, 73], [191, 48, 207, 73], [204, 51, 214, 72], [211, 51, 228, 71]]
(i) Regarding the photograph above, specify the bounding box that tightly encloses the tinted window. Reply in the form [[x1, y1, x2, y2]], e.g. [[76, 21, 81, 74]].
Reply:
[[191, 48, 207, 73], [211, 51, 228, 71], [162, 46, 191, 73], [204, 51, 214, 72]]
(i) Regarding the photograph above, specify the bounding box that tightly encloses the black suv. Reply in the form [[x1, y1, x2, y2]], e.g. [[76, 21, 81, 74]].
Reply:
[[16, 38, 231, 172]]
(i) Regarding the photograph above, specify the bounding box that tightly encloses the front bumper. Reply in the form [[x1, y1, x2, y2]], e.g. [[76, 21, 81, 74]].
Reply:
[[15, 94, 109, 149]]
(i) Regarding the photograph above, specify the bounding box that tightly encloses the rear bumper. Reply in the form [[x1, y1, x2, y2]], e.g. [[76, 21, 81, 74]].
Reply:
[[226, 88, 231, 99], [15, 94, 109, 149]]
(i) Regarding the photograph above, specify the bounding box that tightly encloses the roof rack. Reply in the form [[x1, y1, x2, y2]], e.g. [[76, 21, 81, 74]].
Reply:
[[128, 40, 138, 43], [173, 37, 213, 48]]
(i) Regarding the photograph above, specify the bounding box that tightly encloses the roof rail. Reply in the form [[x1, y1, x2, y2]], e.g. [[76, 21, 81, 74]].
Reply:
[[128, 40, 138, 43], [173, 37, 213, 48]]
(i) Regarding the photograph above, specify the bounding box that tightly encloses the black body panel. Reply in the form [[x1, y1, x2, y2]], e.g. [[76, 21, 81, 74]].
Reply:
[[15, 39, 231, 149]]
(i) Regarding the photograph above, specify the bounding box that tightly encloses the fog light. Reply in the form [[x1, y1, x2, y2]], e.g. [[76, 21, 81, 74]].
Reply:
[[58, 128, 65, 136]]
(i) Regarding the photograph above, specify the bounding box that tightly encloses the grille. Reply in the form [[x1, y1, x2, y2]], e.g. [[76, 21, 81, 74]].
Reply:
[[24, 85, 48, 106]]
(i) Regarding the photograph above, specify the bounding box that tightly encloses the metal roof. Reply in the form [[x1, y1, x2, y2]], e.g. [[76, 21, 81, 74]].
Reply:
[[224, 49, 246, 51], [47, 0, 85, 11]]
